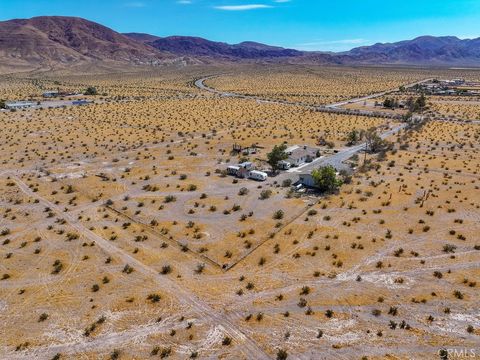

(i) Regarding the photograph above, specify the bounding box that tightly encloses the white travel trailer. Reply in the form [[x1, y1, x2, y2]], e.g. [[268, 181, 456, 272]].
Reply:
[[227, 165, 240, 176], [249, 170, 268, 181], [278, 160, 291, 170]]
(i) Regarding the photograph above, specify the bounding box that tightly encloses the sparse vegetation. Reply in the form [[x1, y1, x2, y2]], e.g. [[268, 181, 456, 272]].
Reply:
[[0, 65, 478, 360]]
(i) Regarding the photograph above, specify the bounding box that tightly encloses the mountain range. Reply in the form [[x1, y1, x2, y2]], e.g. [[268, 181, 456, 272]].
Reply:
[[1, 16, 480, 72]]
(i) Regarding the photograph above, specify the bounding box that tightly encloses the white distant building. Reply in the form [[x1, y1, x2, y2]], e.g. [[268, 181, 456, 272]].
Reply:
[[284, 145, 320, 167], [5, 101, 35, 109], [43, 90, 59, 98]]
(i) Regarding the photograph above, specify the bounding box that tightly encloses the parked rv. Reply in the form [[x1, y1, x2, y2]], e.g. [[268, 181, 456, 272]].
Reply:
[[249, 170, 268, 181], [225, 162, 268, 181], [278, 160, 291, 170], [227, 165, 240, 176]]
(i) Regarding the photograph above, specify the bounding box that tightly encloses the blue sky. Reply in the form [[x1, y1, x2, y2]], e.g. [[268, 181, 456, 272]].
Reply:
[[2, 0, 480, 51]]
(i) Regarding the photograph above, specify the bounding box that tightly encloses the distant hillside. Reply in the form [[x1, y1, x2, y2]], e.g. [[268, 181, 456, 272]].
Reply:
[[343, 36, 480, 65], [124, 34, 303, 60], [0, 16, 171, 70], [1, 16, 480, 71]]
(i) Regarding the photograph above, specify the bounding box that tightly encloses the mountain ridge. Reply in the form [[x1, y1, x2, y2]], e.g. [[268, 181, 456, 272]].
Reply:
[[1, 16, 480, 71], [0, 16, 172, 70]]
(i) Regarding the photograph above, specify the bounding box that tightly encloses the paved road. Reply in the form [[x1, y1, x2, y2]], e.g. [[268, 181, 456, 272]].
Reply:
[[194, 76, 432, 120], [324, 78, 433, 108], [195, 75, 410, 178], [268, 123, 407, 186]]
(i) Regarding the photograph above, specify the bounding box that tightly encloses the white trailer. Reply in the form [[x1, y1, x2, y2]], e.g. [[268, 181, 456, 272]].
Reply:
[[249, 170, 268, 181], [278, 160, 291, 170], [227, 165, 240, 176]]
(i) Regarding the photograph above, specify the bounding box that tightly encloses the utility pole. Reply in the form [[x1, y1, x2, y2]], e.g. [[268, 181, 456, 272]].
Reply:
[[364, 141, 368, 165]]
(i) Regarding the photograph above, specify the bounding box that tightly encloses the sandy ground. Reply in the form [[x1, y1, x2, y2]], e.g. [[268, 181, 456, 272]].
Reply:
[[0, 65, 479, 360]]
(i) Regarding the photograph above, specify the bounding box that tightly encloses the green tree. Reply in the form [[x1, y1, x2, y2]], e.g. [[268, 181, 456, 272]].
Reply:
[[276, 349, 288, 360], [0, 99, 6, 109], [402, 111, 413, 121], [414, 94, 426, 111], [84, 87, 98, 96], [407, 94, 427, 112], [311, 165, 343, 193], [406, 97, 415, 111], [365, 128, 392, 153], [383, 98, 394, 109], [267, 144, 288, 173], [346, 129, 360, 146]]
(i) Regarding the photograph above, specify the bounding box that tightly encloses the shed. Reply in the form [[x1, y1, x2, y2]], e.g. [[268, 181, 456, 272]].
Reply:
[[5, 101, 35, 109], [239, 162, 254, 170], [43, 91, 59, 98], [298, 173, 316, 187]]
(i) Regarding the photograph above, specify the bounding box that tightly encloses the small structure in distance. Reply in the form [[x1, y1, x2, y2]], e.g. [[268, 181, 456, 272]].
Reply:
[[42, 90, 59, 98], [227, 162, 267, 181], [278, 145, 320, 170], [5, 101, 36, 110]]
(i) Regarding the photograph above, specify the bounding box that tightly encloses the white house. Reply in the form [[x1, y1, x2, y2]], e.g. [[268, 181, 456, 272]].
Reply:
[[284, 145, 319, 167]]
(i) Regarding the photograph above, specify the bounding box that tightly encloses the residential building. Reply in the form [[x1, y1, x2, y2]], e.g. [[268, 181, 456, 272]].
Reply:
[[5, 101, 35, 109], [284, 145, 320, 167], [43, 91, 59, 98]]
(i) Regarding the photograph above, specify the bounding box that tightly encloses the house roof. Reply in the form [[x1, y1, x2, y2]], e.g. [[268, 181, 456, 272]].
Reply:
[[287, 146, 318, 161]]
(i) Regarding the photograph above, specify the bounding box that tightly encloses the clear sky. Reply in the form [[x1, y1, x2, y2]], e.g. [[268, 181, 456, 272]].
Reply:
[[2, 0, 480, 51]]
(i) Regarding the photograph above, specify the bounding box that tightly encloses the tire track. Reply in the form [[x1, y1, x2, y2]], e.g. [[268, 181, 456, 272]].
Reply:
[[10, 176, 272, 360]]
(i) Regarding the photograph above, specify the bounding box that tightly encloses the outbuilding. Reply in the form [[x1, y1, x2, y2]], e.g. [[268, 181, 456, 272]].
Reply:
[[43, 91, 59, 98], [5, 101, 35, 110], [298, 173, 316, 187]]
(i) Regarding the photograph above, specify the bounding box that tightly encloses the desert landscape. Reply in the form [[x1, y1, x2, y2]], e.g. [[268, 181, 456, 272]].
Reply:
[[0, 4, 479, 359], [0, 63, 479, 360]]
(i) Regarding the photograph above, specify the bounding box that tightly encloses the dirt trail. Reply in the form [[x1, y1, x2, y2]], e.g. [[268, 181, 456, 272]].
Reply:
[[10, 176, 272, 360]]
